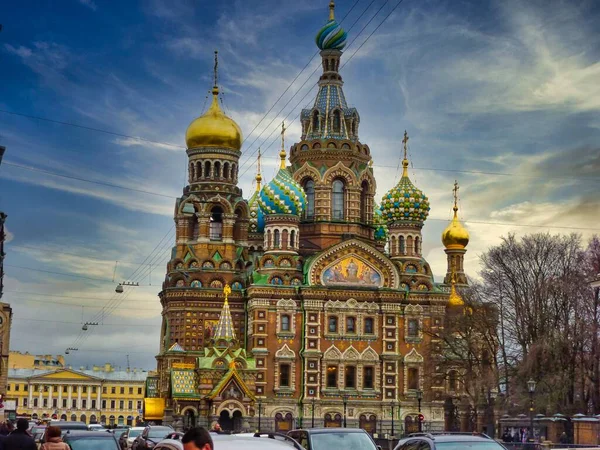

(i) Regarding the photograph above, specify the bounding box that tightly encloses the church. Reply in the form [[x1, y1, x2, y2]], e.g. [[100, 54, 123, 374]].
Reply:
[[147, 0, 472, 435]]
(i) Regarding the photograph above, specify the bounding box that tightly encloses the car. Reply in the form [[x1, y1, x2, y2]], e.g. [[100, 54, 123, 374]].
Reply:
[[287, 428, 379, 450], [131, 426, 173, 450], [43, 421, 89, 440], [163, 432, 184, 441], [394, 433, 509, 450], [119, 427, 145, 450], [89, 424, 105, 431], [211, 432, 303, 450], [152, 440, 183, 450], [64, 430, 121, 450]]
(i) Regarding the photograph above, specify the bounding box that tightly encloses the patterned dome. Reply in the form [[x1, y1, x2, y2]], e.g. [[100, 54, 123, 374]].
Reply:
[[315, 1, 347, 50], [381, 164, 430, 225], [373, 203, 389, 242], [258, 155, 306, 216], [248, 189, 265, 233]]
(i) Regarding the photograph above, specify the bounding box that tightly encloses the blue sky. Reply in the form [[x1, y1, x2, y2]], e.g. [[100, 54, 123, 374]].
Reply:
[[1, 0, 599, 370]]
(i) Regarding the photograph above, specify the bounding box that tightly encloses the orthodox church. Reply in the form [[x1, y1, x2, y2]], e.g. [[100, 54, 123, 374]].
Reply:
[[148, 1, 471, 435]]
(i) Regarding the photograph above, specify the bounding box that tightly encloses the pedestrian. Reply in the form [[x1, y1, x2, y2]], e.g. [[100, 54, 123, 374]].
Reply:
[[501, 429, 512, 442], [559, 432, 568, 444], [39, 427, 68, 450], [3, 419, 36, 450], [181, 427, 213, 450]]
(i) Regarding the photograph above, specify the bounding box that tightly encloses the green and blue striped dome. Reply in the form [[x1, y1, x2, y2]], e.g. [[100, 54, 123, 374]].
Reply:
[[316, 19, 347, 50], [248, 189, 265, 233], [373, 203, 389, 242], [381, 173, 430, 225], [258, 167, 306, 216]]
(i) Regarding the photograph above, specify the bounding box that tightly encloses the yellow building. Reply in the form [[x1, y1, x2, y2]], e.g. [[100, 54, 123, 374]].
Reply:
[[9, 351, 65, 370], [7, 363, 147, 426]]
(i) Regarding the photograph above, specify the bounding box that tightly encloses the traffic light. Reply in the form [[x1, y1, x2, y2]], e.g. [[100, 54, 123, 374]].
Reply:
[[418, 413, 425, 422]]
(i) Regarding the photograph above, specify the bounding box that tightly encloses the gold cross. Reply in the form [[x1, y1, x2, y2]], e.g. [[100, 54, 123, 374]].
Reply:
[[402, 130, 409, 160], [452, 180, 459, 211], [281, 121, 286, 150], [213, 50, 219, 87], [223, 283, 231, 303]]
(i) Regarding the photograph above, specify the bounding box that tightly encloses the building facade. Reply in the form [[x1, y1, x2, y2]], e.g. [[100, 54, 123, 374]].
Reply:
[[7, 363, 147, 426], [151, 1, 473, 435]]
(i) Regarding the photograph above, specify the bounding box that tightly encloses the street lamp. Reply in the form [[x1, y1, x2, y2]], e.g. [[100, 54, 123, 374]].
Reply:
[[527, 379, 536, 441], [416, 390, 423, 432], [390, 400, 395, 437], [257, 399, 262, 432], [343, 394, 348, 428]]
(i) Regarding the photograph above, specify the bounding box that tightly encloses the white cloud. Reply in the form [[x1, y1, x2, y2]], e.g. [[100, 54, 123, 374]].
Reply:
[[78, 0, 97, 11]]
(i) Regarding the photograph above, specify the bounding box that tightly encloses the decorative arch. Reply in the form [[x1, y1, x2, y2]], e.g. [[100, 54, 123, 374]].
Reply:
[[323, 345, 343, 361], [232, 200, 249, 220], [323, 162, 356, 187], [275, 344, 296, 359], [343, 345, 360, 360], [361, 347, 379, 361], [293, 162, 322, 184], [404, 348, 424, 363], [200, 194, 233, 214], [216, 399, 245, 417]]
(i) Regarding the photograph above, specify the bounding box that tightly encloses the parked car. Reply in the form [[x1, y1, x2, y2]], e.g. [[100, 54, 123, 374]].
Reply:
[[89, 424, 105, 431], [43, 421, 88, 440], [287, 428, 379, 450], [163, 432, 183, 441], [119, 427, 145, 450], [64, 430, 121, 450], [152, 440, 183, 450], [212, 432, 302, 450], [131, 426, 173, 450], [394, 433, 509, 450]]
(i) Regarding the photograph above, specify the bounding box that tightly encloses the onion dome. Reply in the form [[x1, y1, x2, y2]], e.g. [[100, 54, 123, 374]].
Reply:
[[258, 147, 306, 216], [248, 150, 265, 233], [442, 181, 470, 249], [373, 203, 389, 242], [315, 1, 347, 50]]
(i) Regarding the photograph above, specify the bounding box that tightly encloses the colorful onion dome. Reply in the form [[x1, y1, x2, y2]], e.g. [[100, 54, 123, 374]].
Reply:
[[315, 1, 347, 50], [258, 150, 306, 216], [442, 182, 469, 249], [248, 188, 265, 233], [186, 85, 242, 151], [381, 160, 430, 225], [373, 203, 389, 242]]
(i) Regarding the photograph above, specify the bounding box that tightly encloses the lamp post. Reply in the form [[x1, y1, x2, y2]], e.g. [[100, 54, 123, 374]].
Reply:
[[311, 397, 316, 428], [343, 394, 348, 428], [417, 390, 423, 432], [527, 379, 536, 441], [391, 400, 395, 437], [257, 399, 262, 432]]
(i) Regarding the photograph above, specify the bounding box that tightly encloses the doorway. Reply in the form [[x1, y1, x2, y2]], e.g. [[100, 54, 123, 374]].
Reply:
[[219, 410, 234, 431]]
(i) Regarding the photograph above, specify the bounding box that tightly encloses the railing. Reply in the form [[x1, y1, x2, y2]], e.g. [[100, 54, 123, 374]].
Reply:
[[501, 443, 600, 449]]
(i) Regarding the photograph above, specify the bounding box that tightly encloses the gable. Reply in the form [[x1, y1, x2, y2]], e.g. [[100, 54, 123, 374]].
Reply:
[[36, 370, 98, 381], [306, 239, 400, 289]]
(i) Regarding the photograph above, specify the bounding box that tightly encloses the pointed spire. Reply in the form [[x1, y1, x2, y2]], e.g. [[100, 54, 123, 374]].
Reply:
[[329, 0, 335, 21], [213, 284, 236, 341], [402, 130, 409, 177], [213, 50, 219, 90], [279, 121, 287, 169], [255, 148, 263, 190], [448, 261, 465, 307]]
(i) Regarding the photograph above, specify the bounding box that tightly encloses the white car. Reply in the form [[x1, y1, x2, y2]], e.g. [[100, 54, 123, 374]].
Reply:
[[123, 427, 146, 450], [88, 424, 105, 431]]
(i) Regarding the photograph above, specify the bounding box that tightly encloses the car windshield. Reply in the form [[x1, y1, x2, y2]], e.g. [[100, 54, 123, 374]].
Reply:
[[148, 429, 172, 439], [129, 430, 142, 438], [436, 442, 506, 449], [67, 437, 119, 450], [311, 433, 375, 450]]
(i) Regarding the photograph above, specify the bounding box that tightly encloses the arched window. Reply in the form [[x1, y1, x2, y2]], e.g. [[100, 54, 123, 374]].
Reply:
[[231, 163, 236, 182], [214, 161, 221, 178], [414, 236, 420, 255], [233, 207, 244, 242], [448, 370, 458, 391], [360, 180, 369, 223], [189, 163, 195, 181], [407, 236, 414, 255], [400, 236, 406, 255], [304, 180, 315, 219], [312, 111, 319, 132], [80, 414, 86, 423], [70, 414, 77, 422], [332, 179, 345, 220], [223, 162, 230, 180], [204, 161, 211, 178], [196, 161, 202, 178], [274, 229, 281, 248], [332, 110, 341, 133], [210, 206, 223, 241], [352, 119, 357, 136], [290, 230, 296, 248], [281, 315, 290, 332], [192, 217, 199, 240]]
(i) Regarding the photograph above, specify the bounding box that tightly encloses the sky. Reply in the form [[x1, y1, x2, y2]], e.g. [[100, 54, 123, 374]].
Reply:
[[1, 0, 599, 371]]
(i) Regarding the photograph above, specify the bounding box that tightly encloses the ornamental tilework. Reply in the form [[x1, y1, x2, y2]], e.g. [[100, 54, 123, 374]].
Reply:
[[171, 370, 198, 398], [259, 167, 306, 216], [381, 174, 430, 224]]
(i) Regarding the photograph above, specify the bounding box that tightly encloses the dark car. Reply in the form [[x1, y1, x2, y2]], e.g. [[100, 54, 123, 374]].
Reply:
[[131, 426, 173, 450], [211, 432, 302, 450], [43, 421, 89, 440], [63, 430, 121, 450], [287, 428, 379, 450], [394, 433, 508, 450]]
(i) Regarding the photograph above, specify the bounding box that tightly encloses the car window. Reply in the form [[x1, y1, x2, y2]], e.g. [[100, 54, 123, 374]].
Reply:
[[435, 442, 505, 449], [289, 432, 308, 450], [398, 441, 421, 450], [309, 432, 376, 450], [148, 429, 171, 439], [67, 437, 119, 450], [129, 430, 142, 438]]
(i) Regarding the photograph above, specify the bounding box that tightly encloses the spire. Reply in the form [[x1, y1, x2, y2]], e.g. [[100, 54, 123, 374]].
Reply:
[[329, 0, 335, 20], [448, 261, 465, 307], [213, 284, 236, 341], [255, 148, 262, 190], [279, 121, 287, 169], [402, 130, 409, 177]]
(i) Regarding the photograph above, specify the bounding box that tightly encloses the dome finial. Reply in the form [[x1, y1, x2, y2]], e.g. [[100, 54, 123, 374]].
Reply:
[[452, 179, 459, 216], [329, 0, 335, 21], [255, 147, 263, 190], [442, 180, 470, 249], [279, 121, 287, 169], [402, 130, 409, 177], [213, 50, 219, 90]]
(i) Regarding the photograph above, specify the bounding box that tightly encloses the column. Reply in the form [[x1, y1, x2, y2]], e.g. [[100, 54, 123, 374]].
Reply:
[[48, 385, 53, 411], [68, 385, 73, 409], [77, 385, 83, 410], [38, 386, 43, 409], [28, 384, 33, 407], [97, 386, 101, 410], [87, 389, 92, 411], [58, 385, 62, 410]]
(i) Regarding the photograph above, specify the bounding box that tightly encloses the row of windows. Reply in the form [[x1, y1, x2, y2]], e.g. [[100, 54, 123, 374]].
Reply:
[[302, 179, 370, 222], [20, 398, 142, 411], [325, 366, 375, 389], [189, 160, 237, 182], [10, 385, 143, 395], [278, 315, 420, 336]]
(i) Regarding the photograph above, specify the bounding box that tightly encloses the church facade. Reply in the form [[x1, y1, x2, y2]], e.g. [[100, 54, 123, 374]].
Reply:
[[149, 1, 472, 435]]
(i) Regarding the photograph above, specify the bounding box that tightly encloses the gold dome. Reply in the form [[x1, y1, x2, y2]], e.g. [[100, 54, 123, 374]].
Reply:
[[442, 211, 470, 249], [185, 87, 242, 150]]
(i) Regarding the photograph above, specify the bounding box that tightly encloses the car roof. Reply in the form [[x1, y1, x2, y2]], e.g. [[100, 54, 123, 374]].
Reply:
[[291, 428, 369, 435], [211, 433, 301, 450], [65, 431, 117, 438]]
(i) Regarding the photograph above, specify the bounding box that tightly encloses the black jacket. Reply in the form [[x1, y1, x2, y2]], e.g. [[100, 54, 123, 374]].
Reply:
[[3, 430, 37, 450]]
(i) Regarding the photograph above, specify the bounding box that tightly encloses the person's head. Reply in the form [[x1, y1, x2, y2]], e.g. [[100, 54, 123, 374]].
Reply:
[[16, 419, 29, 432], [182, 427, 212, 450], [46, 426, 62, 440]]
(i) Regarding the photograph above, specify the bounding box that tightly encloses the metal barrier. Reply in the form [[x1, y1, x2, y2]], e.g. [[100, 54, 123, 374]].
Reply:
[[501, 443, 600, 449]]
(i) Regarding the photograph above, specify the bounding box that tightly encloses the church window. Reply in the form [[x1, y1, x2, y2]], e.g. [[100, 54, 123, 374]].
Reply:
[[346, 317, 356, 334], [345, 366, 356, 389], [312, 111, 319, 132], [196, 161, 202, 178], [281, 315, 290, 332], [231, 163, 236, 182], [290, 230, 296, 248], [332, 179, 345, 220], [304, 180, 315, 219], [189, 162, 195, 181], [400, 236, 406, 255], [204, 161, 211, 178], [223, 162, 230, 180], [332, 110, 341, 133], [448, 370, 458, 391], [270, 277, 283, 285], [364, 317, 374, 334], [209, 206, 223, 240], [214, 161, 221, 178], [274, 229, 281, 248], [407, 236, 414, 255], [363, 367, 374, 389], [414, 236, 420, 255], [408, 368, 419, 390], [408, 319, 419, 337], [352, 118, 357, 136], [328, 316, 338, 333], [360, 180, 369, 222], [326, 366, 338, 388], [279, 364, 291, 388]]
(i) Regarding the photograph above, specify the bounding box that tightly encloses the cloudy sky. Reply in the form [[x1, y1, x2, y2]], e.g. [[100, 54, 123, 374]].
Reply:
[[1, 0, 599, 370]]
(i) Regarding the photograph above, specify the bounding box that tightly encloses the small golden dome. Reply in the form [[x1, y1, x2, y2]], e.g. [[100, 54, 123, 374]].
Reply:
[[185, 87, 242, 151], [448, 282, 465, 307], [442, 212, 470, 249]]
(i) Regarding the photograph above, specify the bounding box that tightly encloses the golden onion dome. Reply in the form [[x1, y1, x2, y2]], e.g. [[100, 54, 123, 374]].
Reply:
[[442, 212, 470, 249], [185, 87, 242, 151]]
